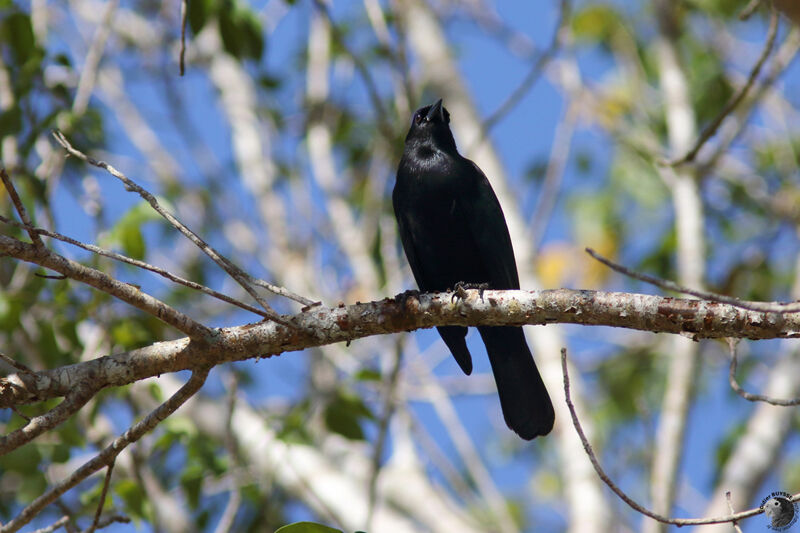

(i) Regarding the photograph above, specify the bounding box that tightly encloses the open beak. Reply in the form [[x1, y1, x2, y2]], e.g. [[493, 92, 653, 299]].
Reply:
[[426, 99, 444, 122]]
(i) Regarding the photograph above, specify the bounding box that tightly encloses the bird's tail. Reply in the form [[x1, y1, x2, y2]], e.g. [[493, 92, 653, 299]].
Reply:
[[437, 325, 473, 375], [478, 326, 554, 440]]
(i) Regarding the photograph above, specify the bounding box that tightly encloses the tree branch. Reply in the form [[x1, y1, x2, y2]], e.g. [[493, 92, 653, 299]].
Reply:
[[728, 339, 800, 406], [561, 347, 797, 526], [0, 215, 271, 319], [665, 7, 779, 166], [3, 288, 800, 409], [0, 383, 97, 455], [52, 131, 309, 321], [0, 368, 209, 533], [0, 167, 44, 248], [586, 247, 800, 313]]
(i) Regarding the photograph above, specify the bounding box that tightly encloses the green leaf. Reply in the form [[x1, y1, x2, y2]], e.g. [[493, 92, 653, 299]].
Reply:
[[1, 12, 36, 64], [110, 320, 151, 349], [0, 442, 42, 474], [237, 9, 264, 60], [101, 200, 163, 260], [218, 7, 241, 58], [218, 4, 264, 60], [50, 443, 71, 464], [116, 479, 148, 520], [354, 368, 382, 382], [275, 522, 344, 533], [180, 463, 204, 508], [0, 106, 22, 137], [323, 391, 374, 441], [571, 4, 622, 44], [188, 0, 213, 34]]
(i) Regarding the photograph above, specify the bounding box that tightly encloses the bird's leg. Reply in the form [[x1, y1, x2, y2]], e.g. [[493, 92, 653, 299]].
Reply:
[[451, 281, 490, 303]]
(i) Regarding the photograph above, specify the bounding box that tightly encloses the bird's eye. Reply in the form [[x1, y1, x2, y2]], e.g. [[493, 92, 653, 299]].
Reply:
[[413, 113, 423, 125]]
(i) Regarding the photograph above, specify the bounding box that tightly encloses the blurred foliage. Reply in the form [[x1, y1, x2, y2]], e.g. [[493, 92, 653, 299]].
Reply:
[[0, 0, 798, 530]]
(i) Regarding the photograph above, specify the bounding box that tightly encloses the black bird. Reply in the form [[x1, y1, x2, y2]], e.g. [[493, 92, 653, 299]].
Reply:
[[393, 99, 555, 440]]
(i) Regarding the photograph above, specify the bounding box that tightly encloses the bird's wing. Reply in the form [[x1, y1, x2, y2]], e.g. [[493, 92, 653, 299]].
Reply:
[[393, 182, 473, 374], [463, 160, 521, 290], [393, 198, 425, 287]]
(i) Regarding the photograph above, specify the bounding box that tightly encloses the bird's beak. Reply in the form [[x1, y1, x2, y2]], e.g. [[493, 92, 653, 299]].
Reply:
[[426, 99, 444, 122]]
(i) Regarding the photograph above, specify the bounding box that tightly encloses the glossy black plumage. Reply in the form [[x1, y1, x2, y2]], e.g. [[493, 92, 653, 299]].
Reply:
[[393, 99, 555, 440]]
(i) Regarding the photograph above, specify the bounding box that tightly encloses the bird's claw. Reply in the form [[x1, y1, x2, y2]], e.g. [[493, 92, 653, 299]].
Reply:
[[451, 282, 489, 303]]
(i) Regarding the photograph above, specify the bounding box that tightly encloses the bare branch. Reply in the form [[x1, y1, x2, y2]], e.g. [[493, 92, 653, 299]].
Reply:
[[1, 167, 44, 247], [725, 492, 745, 533], [310, 0, 395, 141], [0, 215, 271, 319], [0, 383, 97, 455], [479, 0, 570, 136], [0, 368, 209, 533], [740, 0, 764, 21], [52, 131, 308, 323], [30, 516, 69, 533], [728, 339, 800, 406], [85, 461, 115, 533], [213, 373, 242, 533], [3, 288, 800, 409], [72, 0, 118, 116], [586, 247, 800, 314], [0, 351, 33, 374], [0, 233, 212, 339], [665, 8, 779, 166], [80, 515, 131, 532], [366, 342, 404, 531], [561, 347, 795, 526], [179, 0, 187, 75]]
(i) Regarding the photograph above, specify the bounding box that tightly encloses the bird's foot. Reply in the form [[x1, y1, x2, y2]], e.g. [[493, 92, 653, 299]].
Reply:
[[451, 282, 489, 303]]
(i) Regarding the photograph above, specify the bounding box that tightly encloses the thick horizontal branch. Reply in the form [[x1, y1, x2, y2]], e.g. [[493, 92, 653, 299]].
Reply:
[[2, 288, 799, 408]]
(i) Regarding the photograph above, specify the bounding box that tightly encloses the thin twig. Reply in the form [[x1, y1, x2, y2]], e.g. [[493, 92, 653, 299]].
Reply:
[[561, 347, 794, 526], [213, 373, 242, 533], [0, 215, 271, 319], [726, 491, 745, 533], [0, 351, 33, 374], [54, 501, 76, 533], [0, 368, 209, 533], [530, 103, 577, 251], [665, 7, 779, 166], [0, 233, 212, 338], [585, 247, 800, 314], [72, 0, 118, 116], [240, 272, 316, 308], [179, 0, 187, 76], [479, 0, 570, 137], [30, 516, 69, 533], [310, 0, 395, 142], [366, 341, 404, 530], [52, 131, 309, 323], [0, 168, 43, 247], [81, 515, 130, 532], [10, 406, 31, 422], [740, 0, 764, 20], [727, 339, 800, 406], [699, 28, 800, 173], [85, 461, 115, 533], [0, 385, 98, 455]]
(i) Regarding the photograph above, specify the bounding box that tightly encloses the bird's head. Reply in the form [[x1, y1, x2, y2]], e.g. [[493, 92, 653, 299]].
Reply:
[[404, 99, 457, 154]]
